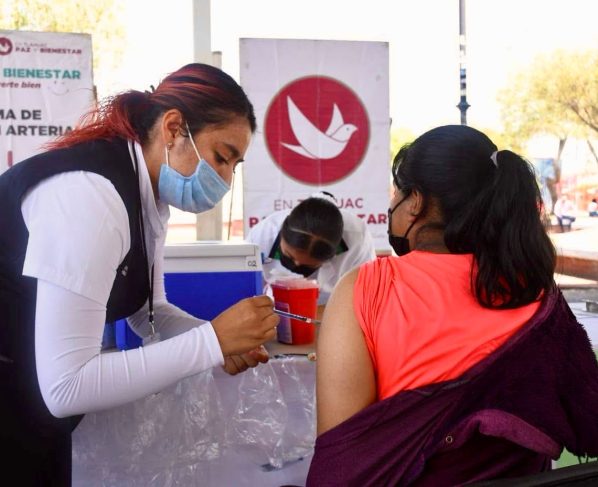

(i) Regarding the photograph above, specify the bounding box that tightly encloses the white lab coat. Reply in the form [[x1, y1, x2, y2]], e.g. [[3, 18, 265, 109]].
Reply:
[[247, 209, 377, 304]]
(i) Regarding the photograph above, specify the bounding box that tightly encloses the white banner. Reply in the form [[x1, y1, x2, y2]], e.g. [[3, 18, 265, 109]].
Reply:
[[240, 38, 390, 251], [0, 30, 94, 174]]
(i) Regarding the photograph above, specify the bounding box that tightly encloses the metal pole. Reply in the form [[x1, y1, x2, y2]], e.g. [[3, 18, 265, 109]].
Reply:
[[457, 0, 470, 125]]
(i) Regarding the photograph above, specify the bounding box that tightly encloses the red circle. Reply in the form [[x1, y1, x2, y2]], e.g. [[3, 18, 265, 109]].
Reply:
[[0, 37, 13, 56], [264, 76, 369, 185]]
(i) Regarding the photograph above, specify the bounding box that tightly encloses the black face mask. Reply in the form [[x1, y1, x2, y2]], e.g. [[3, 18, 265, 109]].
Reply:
[[388, 196, 417, 256], [388, 233, 411, 256], [279, 252, 319, 278]]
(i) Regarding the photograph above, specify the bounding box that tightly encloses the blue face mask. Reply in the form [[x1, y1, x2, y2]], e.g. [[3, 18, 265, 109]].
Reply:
[[158, 123, 230, 213]]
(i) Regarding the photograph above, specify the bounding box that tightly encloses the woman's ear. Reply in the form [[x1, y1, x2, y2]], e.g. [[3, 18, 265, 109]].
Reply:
[[159, 109, 183, 145], [409, 188, 424, 217]]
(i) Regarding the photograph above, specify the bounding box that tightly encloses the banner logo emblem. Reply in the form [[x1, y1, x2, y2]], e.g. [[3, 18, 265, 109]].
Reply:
[[0, 37, 13, 56], [264, 76, 369, 185]]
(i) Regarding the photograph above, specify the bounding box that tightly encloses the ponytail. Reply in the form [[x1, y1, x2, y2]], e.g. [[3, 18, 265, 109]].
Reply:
[[444, 150, 556, 308]]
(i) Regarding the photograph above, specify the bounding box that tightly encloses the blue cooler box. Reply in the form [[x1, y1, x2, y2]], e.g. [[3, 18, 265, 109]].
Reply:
[[162, 241, 263, 320], [112, 241, 263, 350]]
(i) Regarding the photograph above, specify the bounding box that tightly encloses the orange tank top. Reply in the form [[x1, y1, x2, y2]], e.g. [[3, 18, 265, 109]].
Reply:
[[353, 252, 540, 400]]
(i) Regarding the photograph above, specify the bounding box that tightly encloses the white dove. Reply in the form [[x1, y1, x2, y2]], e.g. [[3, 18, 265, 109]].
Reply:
[[281, 96, 357, 159]]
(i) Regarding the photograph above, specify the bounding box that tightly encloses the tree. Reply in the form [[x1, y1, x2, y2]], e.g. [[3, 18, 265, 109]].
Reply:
[[547, 50, 598, 168], [476, 126, 514, 156], [548, 50, 598, 136], [0, 0, 125, 96], [498, 49, 598, 210], [390, 126, 415, 160]]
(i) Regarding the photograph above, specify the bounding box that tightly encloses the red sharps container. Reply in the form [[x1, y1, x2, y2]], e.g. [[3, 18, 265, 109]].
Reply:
[[271, 278, 319, 345]]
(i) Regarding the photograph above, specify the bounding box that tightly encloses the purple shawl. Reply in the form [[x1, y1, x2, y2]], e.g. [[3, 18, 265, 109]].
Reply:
[[306, 289, 598, 486]]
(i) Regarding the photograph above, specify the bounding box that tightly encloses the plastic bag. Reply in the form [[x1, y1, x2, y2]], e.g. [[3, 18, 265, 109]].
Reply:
[[73, 368, 224, 486], [226, 356, 315, 470]]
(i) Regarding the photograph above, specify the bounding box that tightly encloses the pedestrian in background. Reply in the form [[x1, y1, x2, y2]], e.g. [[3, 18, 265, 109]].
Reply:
[[554, 193, 577, 231]]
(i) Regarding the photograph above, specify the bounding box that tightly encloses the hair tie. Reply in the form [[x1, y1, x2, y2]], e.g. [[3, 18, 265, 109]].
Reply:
[[490, 151, 499, 167]]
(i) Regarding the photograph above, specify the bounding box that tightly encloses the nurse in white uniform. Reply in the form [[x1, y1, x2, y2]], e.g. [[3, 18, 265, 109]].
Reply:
[[247, 193, 377, 314], [0, 63, 277, 485]]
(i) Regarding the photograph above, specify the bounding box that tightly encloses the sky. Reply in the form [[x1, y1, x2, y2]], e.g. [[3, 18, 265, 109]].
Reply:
[[100, 0, 598, 136]]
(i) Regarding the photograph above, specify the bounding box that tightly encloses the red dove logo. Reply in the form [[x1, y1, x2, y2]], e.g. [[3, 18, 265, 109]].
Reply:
[[0, 37, 13, 56], [264, 76, 369, 185]]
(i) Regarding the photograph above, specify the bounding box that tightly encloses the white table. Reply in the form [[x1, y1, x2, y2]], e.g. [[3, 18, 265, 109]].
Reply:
[[72, 354, 315, 487]]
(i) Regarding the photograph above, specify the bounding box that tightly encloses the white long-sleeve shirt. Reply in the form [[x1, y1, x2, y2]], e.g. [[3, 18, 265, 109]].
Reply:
[[21, 141, 224, 418]]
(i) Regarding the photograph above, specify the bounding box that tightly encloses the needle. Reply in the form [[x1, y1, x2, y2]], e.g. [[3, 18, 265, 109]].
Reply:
[[273, 308, 321, 325]]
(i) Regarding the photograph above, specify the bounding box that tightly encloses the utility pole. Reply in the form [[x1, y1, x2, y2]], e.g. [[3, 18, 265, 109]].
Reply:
[[192, 0, 212, 65], [457, 0, 470, 125], [192, 0, 224, 240]]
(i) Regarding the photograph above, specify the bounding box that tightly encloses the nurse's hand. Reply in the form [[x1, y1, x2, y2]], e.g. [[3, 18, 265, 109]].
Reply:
[[212, 295, 278, 356], [222, 346, 270, 375]]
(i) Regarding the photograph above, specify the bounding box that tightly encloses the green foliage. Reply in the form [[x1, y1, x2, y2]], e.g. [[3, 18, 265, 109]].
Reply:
[[472, 125, 517, 155], [498, 49, 598, 150], [390, 126, 415, 163], [547, 50, 598, 136], [0, 0, 125, 87]]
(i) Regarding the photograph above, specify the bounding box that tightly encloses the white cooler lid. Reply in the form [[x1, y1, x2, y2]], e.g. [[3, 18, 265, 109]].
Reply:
[[163, 241, 263, 273]]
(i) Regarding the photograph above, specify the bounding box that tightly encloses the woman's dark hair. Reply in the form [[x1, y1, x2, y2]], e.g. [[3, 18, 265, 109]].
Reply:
[[47, 63, 256, 149], [281, 197, 344, 261], [392, 125, 556, 309]]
